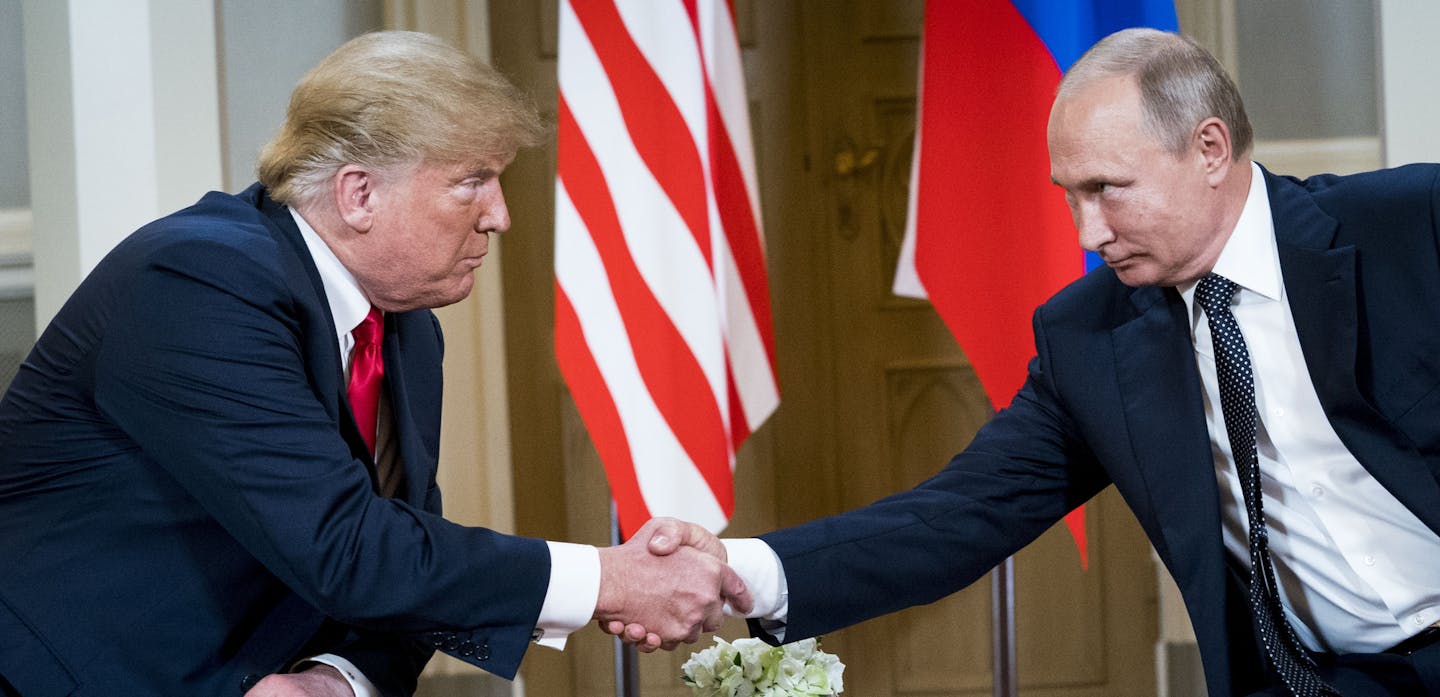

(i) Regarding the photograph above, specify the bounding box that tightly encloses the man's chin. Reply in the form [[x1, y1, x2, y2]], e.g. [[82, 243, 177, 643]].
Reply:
[[1111, 265, 1160, 288], [411, 276, 477, 310], [438, 286, 476, 309]]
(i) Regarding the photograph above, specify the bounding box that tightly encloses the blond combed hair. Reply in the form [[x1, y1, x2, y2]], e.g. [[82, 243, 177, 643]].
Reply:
[[257, 30, 545, 207]]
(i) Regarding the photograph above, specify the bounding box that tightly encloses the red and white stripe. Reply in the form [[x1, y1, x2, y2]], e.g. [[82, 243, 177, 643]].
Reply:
[[555, 0, 778, 536]]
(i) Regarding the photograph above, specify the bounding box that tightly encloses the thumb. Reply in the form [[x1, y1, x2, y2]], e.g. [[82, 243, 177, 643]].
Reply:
[[644, 518, 684, 556], [678, 521, 726, 561], [719, 565, 754, 617]]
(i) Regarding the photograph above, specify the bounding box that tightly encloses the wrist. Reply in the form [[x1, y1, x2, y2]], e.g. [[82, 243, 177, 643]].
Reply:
[[593, 546, 624, 621], [293, 656, 368, 697]]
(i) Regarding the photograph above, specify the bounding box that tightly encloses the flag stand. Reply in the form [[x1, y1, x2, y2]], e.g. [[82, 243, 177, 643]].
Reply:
[[992, 556, 1018, 697], [611, 504, 640, 697]]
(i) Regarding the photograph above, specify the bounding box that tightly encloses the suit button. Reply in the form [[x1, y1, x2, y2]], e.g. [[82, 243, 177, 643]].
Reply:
[[458, 640, 476, 656], [477, 642, 491, 661], [240, 673, 262, 692]]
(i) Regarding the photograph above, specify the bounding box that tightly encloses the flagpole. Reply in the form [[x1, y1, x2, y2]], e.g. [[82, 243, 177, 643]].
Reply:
[[992, 556, 1017, 697], [611, 504, 640, 697]]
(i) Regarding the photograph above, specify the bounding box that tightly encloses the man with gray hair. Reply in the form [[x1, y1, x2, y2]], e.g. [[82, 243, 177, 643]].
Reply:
[[0, 30, 748, 697], [629, 27, 1440, 697]]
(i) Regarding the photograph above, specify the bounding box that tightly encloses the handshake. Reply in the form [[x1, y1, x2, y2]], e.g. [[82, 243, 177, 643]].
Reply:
[[592, 517, 752, 652]]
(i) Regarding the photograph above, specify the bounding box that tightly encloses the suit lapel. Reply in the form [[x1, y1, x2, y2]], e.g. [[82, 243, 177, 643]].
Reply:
[[1267, 167, 1353, 408], [1268, 170, 1440, 533], [1112, 286, 1227, 592], [1275, 241, 1356, 422], [250, 185, 382, 486], [1111, 285, 1244, 691]]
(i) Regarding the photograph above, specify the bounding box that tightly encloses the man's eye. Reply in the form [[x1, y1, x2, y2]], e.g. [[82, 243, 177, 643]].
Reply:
[[457, 178, 490, 195]]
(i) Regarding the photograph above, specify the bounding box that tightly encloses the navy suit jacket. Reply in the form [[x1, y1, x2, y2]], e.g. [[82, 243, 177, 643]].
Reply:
[[759, 164, 1440, 696], [0, 185, 549, 696]]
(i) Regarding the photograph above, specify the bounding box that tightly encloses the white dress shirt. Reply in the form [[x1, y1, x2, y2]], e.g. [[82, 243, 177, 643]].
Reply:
[[1178, 163, 1440, 654], [727, 163, 1440, 655], [290, 210, 597, 696]]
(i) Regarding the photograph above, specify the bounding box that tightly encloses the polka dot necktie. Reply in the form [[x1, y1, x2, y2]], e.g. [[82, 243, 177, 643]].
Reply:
[[1192, 275, 1336, 694], [1195, 274, 1336, 697], [348, 306, 384, 455]]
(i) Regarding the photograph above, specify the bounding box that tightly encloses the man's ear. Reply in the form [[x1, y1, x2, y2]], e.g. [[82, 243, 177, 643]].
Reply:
[[1195, 117, 1234, 187], [334, 165, 376, 233]]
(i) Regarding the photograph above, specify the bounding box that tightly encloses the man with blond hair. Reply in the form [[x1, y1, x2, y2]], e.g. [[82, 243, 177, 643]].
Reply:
[[0, 31, 747, 697]]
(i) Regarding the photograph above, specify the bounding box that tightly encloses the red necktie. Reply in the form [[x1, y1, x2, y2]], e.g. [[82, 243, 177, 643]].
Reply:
[[348, 307, 384, 455]]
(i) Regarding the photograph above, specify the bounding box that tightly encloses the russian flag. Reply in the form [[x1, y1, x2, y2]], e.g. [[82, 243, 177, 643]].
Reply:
[[894, 1, 1178, 567]]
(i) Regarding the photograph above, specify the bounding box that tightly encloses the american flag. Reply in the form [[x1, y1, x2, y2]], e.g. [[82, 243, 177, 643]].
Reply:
[[554, 0, 778, 537]]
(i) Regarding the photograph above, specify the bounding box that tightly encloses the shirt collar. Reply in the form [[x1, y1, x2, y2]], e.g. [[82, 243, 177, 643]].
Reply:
[[289, 208, 372, 342], [1178, 162, 1282, 320]]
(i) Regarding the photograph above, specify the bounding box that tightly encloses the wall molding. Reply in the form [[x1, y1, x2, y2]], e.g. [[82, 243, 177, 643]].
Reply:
[[1252, 136, 1382, 177], [0, 207, 31, 256], [0, 207, 33, 300]]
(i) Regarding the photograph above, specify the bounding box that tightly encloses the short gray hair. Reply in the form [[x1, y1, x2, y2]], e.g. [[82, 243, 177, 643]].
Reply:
[[258, 30, 545, 207], [1059, 28, 1252, 160]]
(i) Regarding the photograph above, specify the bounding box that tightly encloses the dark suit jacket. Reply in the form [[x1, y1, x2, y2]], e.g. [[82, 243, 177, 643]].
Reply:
[[759, 164, 1440, 696], [0, 185, 549, 696]]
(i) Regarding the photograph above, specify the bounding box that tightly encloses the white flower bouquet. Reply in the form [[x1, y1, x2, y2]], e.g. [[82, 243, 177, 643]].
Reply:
[[680, 636, 844, 697]]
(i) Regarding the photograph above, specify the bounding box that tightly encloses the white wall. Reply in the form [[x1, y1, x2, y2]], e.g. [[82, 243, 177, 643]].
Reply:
[[0, 0, 29, 209], [23, 0, 223, 328], [1378, 1, 1440, 166], [217, 0, 382, 191], [1236, 0, 1377, 142], [17, 0, 383, 329]]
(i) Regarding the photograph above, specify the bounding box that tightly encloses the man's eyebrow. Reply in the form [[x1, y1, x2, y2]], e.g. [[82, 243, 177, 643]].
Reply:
[[1054, 175, 1116, 191], [454, 166, 498, 182]]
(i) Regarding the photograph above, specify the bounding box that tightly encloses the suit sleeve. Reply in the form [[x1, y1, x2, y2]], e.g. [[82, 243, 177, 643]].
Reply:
[[92, 237, 547, 679], [757, 304, 1109, 643]]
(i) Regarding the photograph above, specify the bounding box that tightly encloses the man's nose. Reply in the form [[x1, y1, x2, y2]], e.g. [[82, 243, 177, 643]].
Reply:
[[480, 188, 511, 234], [1076, 206, 1113, 252]]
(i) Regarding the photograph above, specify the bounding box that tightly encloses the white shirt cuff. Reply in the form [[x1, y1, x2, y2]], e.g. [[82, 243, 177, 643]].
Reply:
[[301, 654, 378, 697], [721, 538, 789, 621], [533, 541, 601, 649]]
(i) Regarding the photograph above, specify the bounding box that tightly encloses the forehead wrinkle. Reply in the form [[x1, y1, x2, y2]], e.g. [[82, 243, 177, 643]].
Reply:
[[1049, 94, 1158, 191], [430, 151, 513, 180]]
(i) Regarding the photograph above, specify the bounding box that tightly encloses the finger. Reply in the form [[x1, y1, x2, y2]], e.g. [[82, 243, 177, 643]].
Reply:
[[658, 621, 702, 652], [701, 596, 725, 634], [635, 632, 661, 652], [674, 521, 725, 561], [719, 565, 754, 616], [642, 517, 684, 556], [609, 623, 647, 644]]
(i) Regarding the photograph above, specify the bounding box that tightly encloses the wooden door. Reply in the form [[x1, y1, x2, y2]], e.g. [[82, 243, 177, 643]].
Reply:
[[490, 2, 1158, 695]]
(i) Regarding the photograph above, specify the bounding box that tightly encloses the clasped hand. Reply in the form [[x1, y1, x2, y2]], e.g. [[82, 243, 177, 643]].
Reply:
[[594, 517, 751, 652]]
